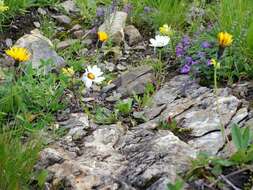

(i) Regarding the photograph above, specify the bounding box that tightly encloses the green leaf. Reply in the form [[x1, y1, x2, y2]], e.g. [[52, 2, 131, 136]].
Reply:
[[36, 170, 48, 188], [167, 179, 184, 190], [242, 127, 250, 150], [231, 124, 243, 150], [247, 22, 253, 53]]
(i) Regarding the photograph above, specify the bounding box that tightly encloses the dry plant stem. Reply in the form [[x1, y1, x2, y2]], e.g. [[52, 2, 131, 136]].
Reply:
[[219, 175, 241, 190], [210, 166, 252, 187]]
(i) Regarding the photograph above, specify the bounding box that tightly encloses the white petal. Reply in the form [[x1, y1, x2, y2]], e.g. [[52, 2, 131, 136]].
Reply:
[[81, 73, 87, 82], [87, 66, 92, 72], [85, 78, 93, 88], [90, 66, 103, 77], [94, 76, 105, 83], [149, 39, 156, 47]]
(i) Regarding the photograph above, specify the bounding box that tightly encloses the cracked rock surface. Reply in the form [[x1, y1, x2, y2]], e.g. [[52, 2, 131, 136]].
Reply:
[[38, 75, 251, 190]]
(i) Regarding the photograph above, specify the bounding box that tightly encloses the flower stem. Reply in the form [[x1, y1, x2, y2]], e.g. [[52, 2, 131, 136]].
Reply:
[[214, 67, 229, 144]]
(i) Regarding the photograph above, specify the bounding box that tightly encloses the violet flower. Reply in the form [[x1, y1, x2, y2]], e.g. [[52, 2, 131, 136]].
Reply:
[[185, 56, 193, 64], [180, 64, 191, 74], [182, 36, 191, 47], [207, 59, 212, 66], [201, 41, 211, 49], [123, 3, 132, 14], [96, 7, 105, 17]]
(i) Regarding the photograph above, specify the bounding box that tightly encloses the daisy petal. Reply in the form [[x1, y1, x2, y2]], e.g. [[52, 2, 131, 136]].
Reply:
[[94, 76, 105, 83], [85, 78, 93, 88]]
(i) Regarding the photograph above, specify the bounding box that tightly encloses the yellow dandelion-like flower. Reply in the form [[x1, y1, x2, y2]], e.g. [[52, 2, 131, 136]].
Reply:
[[5, 46, 31, 62], [62, 67, 75, 77], [97, 31, 109, 42], [0, 0, 8, 13], [218, 32, 233, 48], [159, 24, 173, 36], [210, 58, 220, 69]]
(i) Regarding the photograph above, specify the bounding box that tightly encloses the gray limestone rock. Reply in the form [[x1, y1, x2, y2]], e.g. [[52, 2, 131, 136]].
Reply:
[[124, 25, 142, 46], [99, 11, 128, 45], [15, 29, 65, 73], [114, 65, 154, 97]]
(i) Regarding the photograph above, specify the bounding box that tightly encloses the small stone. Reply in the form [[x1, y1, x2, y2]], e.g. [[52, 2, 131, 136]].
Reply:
[[33, 21, 41, 28], [82, 97, 95, 102], [105, 62, 115, 72], [69, 24, 82, 32], [116, 64, 127, 71], [5, 38, 13, 47], [52, 15, 72, 25], [38, 8, 47, 15], [80, 48, 88, 56], [73, 30, 84, 39], [60, 0, 79, 14], [106, 92, 122, 102], [56, 39, 78, 50], [101, 83, 116, 93], [124, 25, 142, 46], [82, 39, 93, 46]]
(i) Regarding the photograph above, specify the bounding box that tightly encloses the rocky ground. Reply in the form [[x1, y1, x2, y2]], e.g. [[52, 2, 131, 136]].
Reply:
[[1, 1, 253, 190], [36, 74, 253, 190]]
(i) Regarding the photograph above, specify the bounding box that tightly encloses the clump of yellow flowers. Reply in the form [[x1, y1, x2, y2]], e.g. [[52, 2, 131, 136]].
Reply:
[[62, 67, 74, 77], [217, 32, 233, 48], [5, 46, 31, 62], [0, 0, 8, 13], [97, 31, 109, 42], [159, 24, 173, 37]]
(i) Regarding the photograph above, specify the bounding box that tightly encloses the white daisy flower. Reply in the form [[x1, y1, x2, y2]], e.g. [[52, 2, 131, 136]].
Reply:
[[82, 65, 105, 88], [149, 35, 170, 48]]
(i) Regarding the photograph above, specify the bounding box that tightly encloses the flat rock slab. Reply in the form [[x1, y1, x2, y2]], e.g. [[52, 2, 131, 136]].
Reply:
[[38, 75, 252, 189], [143, 75, 249, 155]]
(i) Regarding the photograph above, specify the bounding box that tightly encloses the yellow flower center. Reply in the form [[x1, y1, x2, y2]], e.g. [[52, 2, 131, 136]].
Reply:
[[87, 72, 95, 80]]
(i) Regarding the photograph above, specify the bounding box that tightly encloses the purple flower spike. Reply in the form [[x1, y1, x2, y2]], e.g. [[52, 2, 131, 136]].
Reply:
[[185, 56, 193, 64], [201, 41, 211, 49], [123, 3, 132, 14], [180, 64, 191, 74], [182, 36, 190, 46], [96, 7, 105, 17]]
